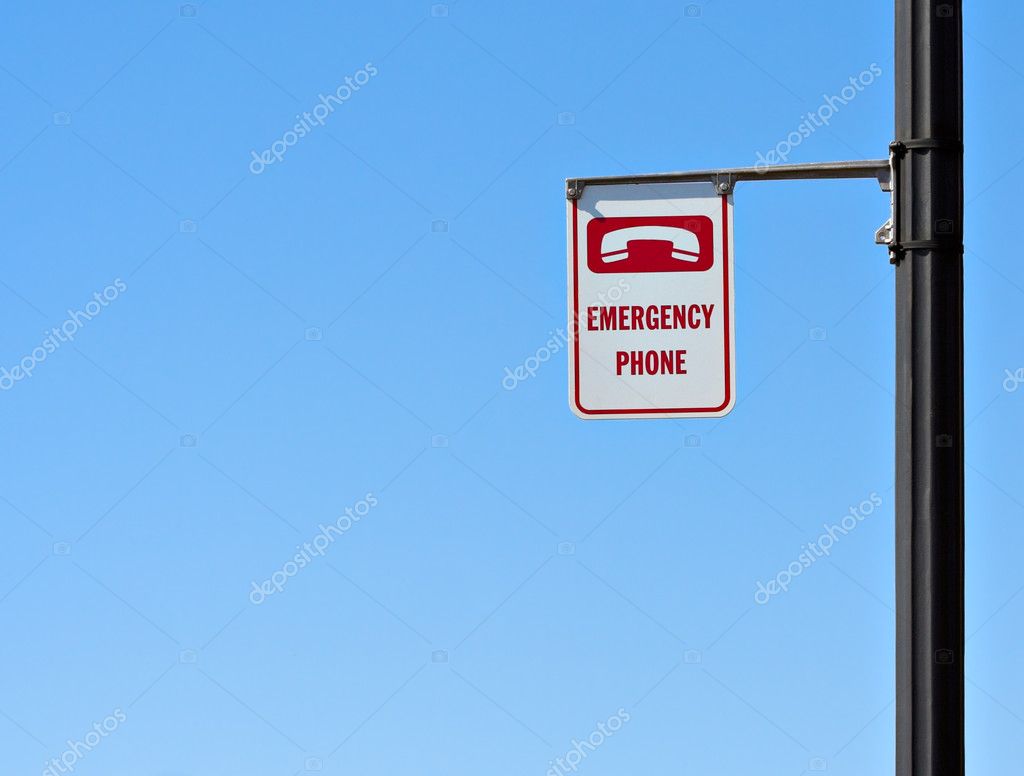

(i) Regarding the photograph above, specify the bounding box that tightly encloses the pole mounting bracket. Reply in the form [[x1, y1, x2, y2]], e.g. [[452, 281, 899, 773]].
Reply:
[[884, 140, 965, 264], [890, 138, 964, 154]]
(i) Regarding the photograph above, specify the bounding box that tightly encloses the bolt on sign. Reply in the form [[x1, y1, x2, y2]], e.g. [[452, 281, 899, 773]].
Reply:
[[567, 181, 735, 419]]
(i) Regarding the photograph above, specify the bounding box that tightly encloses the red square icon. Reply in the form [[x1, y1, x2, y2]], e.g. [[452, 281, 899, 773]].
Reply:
[[586, 215, 714, 274]]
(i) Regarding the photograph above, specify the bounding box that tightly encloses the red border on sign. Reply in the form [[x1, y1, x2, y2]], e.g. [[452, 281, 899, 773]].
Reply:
[[572, 195, 732, 416]]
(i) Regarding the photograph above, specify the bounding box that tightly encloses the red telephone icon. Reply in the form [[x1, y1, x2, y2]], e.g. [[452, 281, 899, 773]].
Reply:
[[586, 215, 714, 273]]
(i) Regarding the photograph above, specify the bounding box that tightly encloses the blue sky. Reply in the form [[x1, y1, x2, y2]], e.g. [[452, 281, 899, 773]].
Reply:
[[1, 1, 1021, 774]]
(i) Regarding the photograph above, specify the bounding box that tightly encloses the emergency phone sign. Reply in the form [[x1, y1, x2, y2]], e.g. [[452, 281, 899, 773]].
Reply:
[[568, 181, 735, 419]]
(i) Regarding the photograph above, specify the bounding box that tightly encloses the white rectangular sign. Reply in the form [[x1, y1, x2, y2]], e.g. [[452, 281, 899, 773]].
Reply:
[[567, 181, 735, 419]]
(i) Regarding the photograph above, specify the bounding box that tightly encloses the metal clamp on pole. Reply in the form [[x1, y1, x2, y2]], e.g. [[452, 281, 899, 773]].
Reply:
[[884, 139, 965, 264]]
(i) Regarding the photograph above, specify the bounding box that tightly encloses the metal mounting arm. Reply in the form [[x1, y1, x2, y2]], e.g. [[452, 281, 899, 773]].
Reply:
[[566, 159, 892, 200]]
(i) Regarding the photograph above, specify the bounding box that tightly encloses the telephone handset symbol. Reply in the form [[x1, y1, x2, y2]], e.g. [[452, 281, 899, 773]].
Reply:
[[586, 215, 714, 273]]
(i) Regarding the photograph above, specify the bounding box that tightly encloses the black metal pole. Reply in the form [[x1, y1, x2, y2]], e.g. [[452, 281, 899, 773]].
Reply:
[[894, 1, 964, 775]]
